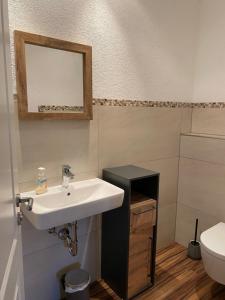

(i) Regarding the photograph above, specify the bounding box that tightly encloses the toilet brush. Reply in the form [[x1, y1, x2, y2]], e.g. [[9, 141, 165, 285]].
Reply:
[[193, 218, 198, 245], [187, 218, 201, 260]]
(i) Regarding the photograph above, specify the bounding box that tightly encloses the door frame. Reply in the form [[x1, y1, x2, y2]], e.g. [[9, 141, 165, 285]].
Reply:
[[0, 0, 25, 299]]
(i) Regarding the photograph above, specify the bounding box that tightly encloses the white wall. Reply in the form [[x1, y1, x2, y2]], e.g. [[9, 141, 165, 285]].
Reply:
[[193, 0, 225, 102], [9, 0, 199, 102], [11, 0, 225, 104]]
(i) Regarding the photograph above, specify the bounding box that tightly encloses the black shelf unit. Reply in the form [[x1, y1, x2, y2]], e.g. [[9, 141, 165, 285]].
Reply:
[[101, 165, 160, 300]]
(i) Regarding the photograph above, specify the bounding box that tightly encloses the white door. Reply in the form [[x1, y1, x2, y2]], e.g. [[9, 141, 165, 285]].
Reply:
[[0, 0, 25, 300]]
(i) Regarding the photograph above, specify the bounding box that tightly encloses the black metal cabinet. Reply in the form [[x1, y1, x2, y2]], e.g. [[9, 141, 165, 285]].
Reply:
[[101, 165, 159, 299]]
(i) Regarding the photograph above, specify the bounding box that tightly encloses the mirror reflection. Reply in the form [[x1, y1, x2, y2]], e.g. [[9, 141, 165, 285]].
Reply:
[[25, 44, 84, 113]]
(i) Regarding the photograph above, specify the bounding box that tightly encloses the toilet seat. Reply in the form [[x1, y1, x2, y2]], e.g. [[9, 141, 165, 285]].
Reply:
[[200, 222, 225, 261]]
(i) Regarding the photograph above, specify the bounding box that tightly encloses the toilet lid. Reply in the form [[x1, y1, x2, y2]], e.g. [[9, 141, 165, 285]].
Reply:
[[200, 222, 225, 261]]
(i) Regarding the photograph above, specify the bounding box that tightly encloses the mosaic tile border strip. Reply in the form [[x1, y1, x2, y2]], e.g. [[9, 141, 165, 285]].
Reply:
[[93, 99, 225, 108], [93, 98, 190, 108], [13, 94, 225, 109], [190, 102, 225, 108], [38, 105, 84, 112]]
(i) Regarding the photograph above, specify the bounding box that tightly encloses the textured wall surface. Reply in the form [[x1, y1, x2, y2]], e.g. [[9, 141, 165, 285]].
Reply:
[[193, 0, 225, 101], [9, 0, 199, 101]]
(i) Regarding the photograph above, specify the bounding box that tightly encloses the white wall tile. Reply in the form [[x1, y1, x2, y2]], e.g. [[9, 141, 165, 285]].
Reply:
[[22, 216, 98, 256], [176, 203, 224, 247], [18, 105, 184, 297], [19, 170, 98, 192], [157, 203, 177, 249], [177, 134, 225, 246], [181, 134, 225, 165], [98, 106, 182, 169], [18, 107, 99, 187], [192, 108, 225, 135], [178, 158, 225, 220], [181, 107, 192, 134]]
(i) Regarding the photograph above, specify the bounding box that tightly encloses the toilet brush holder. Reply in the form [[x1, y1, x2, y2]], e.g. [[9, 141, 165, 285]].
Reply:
[[187, 240, 201, 260], [187, 218, 201, 260]]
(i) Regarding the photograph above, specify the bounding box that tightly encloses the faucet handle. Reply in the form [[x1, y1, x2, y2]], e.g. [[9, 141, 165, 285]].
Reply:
[[63, 164, 71, 170], [62, 164, 71, 175], [62, 165, 74, 178]]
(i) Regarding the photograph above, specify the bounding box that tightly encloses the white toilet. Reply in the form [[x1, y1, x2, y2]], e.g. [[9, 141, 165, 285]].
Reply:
[[200, 222, 225, 285]]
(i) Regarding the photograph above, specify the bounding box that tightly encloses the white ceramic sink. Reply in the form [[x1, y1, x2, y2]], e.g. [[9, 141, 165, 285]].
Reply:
[[20, 178, 124, 230]]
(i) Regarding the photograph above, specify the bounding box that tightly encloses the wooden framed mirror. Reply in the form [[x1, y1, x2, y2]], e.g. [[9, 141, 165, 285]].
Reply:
[[14, 31, 92, 120]]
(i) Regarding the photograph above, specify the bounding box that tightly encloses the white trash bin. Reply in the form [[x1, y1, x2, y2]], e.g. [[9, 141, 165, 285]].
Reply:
[[65, 269, 90, 300]]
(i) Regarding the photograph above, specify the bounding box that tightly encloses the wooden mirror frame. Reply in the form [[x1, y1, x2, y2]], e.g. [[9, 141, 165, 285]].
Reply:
[[14, 30, 93, 120]]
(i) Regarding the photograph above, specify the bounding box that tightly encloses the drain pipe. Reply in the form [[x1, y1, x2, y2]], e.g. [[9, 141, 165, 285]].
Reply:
[[48, 221, 78, 256], [68, 222, 78, 256]]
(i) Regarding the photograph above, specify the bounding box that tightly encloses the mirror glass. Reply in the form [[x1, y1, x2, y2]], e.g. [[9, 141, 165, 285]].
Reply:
[[25, 44, 84, 113]]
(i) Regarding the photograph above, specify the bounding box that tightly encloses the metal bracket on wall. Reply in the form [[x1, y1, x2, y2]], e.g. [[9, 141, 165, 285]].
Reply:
[[16, 194, 33, 211], [17, 211, 23, 226], [15, 194, 34, 225]]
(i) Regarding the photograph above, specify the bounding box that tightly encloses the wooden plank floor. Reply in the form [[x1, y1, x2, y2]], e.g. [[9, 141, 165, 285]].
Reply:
[[90, 243, 225, 300]]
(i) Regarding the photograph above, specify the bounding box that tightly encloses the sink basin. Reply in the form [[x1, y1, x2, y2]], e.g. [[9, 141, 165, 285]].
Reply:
[[20, 178, 124, 230]]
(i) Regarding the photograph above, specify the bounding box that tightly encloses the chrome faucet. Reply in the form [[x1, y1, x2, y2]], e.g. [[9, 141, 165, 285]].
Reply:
[[62, 165, 74, 188]]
